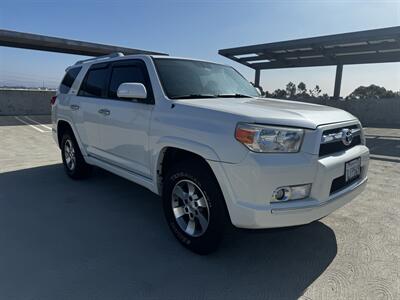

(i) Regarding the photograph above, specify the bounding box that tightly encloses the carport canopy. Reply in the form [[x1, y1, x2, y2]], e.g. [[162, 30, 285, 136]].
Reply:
[[219, 26, 400, 98], [0, 29, 167, 57]]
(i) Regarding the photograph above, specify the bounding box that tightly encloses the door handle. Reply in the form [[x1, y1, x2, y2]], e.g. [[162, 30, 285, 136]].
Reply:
[[70, 104, 80, 111], [98, 108, 111, 116]]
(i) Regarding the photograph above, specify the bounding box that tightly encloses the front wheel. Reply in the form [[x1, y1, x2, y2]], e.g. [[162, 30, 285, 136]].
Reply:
[[162, 161, 228, 255]]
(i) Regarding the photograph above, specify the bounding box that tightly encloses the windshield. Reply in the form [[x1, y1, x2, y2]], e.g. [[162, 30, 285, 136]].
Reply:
[[153, 58, 259, 99]]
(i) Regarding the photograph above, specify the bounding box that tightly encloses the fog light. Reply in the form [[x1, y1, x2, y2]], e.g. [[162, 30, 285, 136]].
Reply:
[[274, 189, 285, 200], [272, 184, 311, 202], [272, 187, 291, 201]]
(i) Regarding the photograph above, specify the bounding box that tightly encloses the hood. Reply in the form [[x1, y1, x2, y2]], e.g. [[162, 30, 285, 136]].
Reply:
[[177, 97, 357, 129]]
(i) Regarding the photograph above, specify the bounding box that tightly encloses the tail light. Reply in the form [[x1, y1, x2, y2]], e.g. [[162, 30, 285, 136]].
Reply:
[[50, 95, 57, 105]]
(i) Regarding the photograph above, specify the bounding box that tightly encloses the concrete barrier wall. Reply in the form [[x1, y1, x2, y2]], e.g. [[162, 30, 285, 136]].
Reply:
[[293, 97, 400, 127], [0, 89, 55, 116], [0, 89, 399, 127]]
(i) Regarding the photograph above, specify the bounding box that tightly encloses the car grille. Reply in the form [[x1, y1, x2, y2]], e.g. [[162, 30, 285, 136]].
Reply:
[[319, 125, 361, 157]]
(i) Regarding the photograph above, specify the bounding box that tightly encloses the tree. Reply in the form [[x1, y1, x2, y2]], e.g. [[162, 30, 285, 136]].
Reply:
[[264, 90, 272, 98], [264, 82, 399, 100], [297, 82, 310, 98], [297, 82, 306, 93], [272, 89, 287, 98], [309, 85, 321, 97], [320, 93, 330, 100], [286, 82, 296, 98], [347, 84, 398, 99]]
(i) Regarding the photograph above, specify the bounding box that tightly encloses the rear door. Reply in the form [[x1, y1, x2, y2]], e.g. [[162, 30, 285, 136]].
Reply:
[[55, 66, 81, 125], [95, 59, 154, 178], [73, 62, 109, 155]]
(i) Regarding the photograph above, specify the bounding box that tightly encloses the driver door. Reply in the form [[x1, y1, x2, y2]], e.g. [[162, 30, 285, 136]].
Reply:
[[95, 60, 154, 178]]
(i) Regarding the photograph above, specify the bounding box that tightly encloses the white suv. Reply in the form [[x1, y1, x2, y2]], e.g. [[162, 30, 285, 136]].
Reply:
[[52, 52, 369, 254]]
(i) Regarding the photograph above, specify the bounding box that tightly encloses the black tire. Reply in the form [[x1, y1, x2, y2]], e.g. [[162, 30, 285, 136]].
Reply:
[[162, 161, 228, 255], [61, 131, 92, 179]]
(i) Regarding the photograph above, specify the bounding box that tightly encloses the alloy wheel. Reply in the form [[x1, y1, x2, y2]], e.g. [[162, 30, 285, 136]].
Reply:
[[171, 179, 210, 237], [64, 139, 76, 171]]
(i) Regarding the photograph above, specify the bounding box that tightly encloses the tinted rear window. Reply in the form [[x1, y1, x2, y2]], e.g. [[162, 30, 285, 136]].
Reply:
[[108, 66, 146, 99], [59, 67, 81, 94], [78, 67, 109, 98]]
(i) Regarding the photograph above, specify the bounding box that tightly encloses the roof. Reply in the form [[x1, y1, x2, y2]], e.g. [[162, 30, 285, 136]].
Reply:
[[218, 26, 400, 69], [0, 29, 167, 57], [70, 54, 224, 68]]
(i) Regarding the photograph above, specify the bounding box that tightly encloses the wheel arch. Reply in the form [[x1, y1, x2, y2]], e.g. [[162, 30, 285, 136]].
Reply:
[[155, 145, 233, 227], [154, 143, 219, 196], [56, 119, 87, 156], [57, 120, 72, 147]]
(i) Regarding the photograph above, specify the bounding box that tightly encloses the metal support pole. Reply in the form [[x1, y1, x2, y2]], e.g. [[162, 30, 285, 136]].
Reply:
[[333, 64, 343, 99], [254, 69, 260, 88]]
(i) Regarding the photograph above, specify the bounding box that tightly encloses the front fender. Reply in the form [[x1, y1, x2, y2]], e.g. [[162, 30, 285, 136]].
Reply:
[[151, 136, 222, 195], [154, 136, 221, 161]]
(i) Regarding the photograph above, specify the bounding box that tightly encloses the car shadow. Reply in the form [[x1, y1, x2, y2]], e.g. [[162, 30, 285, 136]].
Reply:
[[0, 164, 337, 300]]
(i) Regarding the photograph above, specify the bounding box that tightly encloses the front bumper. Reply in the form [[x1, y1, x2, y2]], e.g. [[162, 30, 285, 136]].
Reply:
[[208, 144, 369, 229]]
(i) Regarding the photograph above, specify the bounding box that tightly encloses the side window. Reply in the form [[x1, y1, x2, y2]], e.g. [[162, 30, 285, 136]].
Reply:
[[59, 67, 81, 94], [78, 67, 108, 98], [108, 65, 146, 99]]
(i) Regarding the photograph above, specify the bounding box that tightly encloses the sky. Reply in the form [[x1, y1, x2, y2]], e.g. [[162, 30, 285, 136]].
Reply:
[[0, 0, 399, 96]]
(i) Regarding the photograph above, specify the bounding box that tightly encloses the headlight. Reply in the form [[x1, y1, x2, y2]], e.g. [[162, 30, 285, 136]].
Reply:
[[235, 123, 304, 153]]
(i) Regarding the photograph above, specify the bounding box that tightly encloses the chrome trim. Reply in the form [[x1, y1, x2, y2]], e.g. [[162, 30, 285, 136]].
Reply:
[[321, 127, 361, 144]]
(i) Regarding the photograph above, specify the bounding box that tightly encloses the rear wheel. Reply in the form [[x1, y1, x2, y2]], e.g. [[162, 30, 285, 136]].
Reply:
[[162, 161, 227, 254], [61, 131, 91, 179]]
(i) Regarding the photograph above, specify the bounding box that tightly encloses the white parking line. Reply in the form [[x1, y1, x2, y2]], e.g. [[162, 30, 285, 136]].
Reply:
[[23, 116, 52, 130], [14, 116, 50, 133]]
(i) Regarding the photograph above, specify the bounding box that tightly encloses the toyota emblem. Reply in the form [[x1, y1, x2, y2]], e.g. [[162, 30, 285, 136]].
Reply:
[[341, 129, 353, 146]]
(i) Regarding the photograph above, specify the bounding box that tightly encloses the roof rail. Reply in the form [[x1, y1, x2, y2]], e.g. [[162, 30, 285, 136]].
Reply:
[[74, 52, 124, 65]]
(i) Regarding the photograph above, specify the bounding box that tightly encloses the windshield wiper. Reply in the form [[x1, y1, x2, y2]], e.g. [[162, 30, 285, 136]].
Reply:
[[170, 93, 254, 100], [216, 93, 254, 98], [170, 94, 217, 100]]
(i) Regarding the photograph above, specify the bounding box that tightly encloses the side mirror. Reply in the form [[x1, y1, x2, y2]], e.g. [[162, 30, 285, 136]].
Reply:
[[117, 82, 147, 99]]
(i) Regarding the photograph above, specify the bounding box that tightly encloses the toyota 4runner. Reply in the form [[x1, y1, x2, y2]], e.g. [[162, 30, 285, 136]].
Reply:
[[52, 52, 369, 254]]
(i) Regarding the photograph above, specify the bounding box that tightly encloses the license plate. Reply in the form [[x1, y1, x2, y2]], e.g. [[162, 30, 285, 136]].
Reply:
[[345, 157, 361, 182]]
